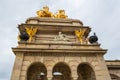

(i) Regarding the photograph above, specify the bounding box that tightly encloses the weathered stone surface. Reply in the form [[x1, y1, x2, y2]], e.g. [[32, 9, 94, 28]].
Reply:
[[11, 17, 116, 80]]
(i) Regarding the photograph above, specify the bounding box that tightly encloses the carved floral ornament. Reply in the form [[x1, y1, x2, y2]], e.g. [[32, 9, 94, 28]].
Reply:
[[36, 6, 68, 18]]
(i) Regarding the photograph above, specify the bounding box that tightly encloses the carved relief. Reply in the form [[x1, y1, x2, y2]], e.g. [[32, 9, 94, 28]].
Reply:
[[54, 10, 68, 18], [54, 32, 69, 41]]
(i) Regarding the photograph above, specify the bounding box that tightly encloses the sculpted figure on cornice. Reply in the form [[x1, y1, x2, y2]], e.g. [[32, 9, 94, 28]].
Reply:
[[54, 10, 68, 18], [36, 6, 68, 18], [36, 6, 54, 17]]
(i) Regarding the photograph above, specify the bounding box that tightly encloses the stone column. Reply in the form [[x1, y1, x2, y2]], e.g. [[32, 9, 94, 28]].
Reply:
[[47, 70, 53, 80], [70, 63, 78, 80], [72, 77, 78, 80], [11, 53, 24, 80], [95, 54, 111, 80], [72, 70, 78, 80]]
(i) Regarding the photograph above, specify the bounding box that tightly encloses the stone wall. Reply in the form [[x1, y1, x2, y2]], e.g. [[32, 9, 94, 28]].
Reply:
[[106, 60, 120, 80], [14, 52, 111, 80], [11, 17, 112, 80]]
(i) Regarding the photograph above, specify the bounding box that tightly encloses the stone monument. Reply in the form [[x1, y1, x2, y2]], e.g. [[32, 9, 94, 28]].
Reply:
[[11, 7, 111, 80]]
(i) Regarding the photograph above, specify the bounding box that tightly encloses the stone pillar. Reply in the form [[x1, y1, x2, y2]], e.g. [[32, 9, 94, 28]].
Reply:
[[47, 70, 53, 80], [70, 64, 78, 80], [72, 70, 78, 80], [72, 77, 78, 80], [11, 53, 24, 80], [95, 54, 111, 80]]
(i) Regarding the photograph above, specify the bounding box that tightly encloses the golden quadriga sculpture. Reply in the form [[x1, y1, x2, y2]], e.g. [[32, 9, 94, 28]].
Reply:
[[36, 6, 68, 18], [54, 10, 68, 18], [36, 6, 54, 17]]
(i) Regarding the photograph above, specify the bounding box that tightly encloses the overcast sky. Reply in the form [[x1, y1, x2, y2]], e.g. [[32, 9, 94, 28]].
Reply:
[[0, 0, 120, 80]]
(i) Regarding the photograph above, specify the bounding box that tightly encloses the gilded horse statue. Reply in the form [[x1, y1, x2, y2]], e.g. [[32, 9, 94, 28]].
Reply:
[[36, 6, 54, 17], [55, 10, 68, 18], [36, 6, 68, 18]]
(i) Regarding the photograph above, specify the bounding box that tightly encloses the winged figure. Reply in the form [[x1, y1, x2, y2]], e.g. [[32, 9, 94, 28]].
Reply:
[[25, 27, 38, 42]]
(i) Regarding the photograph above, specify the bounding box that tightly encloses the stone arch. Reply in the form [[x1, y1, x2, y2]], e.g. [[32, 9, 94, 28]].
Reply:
[[110, 74, 120, 80], [52, 62, 72, 80], [27, 62, 47, 80], [77, 62, 96, 80]]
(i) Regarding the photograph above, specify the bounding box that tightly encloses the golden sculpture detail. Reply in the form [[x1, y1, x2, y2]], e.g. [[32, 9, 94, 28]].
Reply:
[[36, 6, 54, 17], [75, 29, 86, 44], [36, 6, 68, 18], [25, 27, 38, 42], [55, 10, 68, 18], [17, 33, 20, 41]]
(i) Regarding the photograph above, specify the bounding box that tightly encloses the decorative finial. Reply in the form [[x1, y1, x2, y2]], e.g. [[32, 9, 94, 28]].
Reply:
[[89, 32, 98, 44], [18, 31, 29, 41]]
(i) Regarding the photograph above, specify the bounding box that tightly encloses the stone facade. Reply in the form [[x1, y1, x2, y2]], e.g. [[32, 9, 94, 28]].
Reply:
[[106, 60, 120, 80], [11, 17, 115, 80]]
